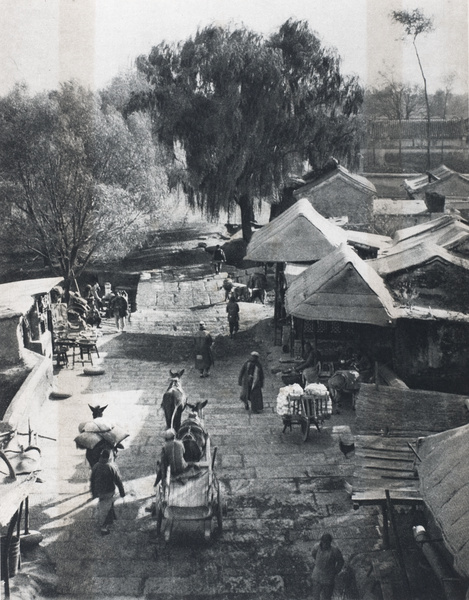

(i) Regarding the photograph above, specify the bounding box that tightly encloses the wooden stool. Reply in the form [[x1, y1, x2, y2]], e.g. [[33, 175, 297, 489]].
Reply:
[[78, 342, 99, 365], [55, 346, 69, 367]]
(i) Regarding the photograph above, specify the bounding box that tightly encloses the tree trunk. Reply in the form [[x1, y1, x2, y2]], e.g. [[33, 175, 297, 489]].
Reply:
[[238, 194, 254, 243]]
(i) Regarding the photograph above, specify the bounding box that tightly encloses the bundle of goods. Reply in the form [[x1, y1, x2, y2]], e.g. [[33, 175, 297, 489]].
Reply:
[[304, 383, 333, 416], [276, 383, 303, 416]]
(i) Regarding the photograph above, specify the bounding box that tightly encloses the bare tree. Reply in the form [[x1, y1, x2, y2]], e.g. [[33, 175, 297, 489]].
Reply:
[[391, 8, 434, 169]]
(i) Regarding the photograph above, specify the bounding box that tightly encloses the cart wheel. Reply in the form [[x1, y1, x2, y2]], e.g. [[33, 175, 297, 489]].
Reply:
[[216, 486, 223, 533], [156, 508, 163, 535], [301, 418, 310, 442], [204, 518, 212, 542]]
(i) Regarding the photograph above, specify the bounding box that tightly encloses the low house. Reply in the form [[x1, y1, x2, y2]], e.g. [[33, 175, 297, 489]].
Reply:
[[404, 164, 469, 200], [384, 214, 469, 259], [370, 242, 469, 393], [292, 163, 377, 228]]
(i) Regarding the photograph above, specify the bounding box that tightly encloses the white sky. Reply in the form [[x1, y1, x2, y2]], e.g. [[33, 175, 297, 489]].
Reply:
[[1, 0, 468, 96]]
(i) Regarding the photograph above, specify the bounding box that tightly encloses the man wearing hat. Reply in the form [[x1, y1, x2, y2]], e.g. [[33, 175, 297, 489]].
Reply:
[[90, 448, 125, 535], [238, 351, 264, 413], [154, 429, 188, 486], [194, 321, 214, 378]]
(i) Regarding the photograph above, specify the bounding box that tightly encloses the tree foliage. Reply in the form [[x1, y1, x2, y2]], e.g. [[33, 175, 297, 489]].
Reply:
[[0, 82, 167, 285], [132, 20, 363, 240]]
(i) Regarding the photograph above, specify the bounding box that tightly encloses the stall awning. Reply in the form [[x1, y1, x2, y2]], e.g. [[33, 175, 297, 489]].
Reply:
[[285, 244, 398, 327]]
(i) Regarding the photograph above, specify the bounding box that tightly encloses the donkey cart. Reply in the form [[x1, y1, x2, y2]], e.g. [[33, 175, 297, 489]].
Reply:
[[154, 437, 225, 542], [281, 389, 332, 442]]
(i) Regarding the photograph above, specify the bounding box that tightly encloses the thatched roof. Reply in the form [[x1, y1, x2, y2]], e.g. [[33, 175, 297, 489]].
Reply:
[[418, 424, 469, 579], [245, 198, 347, 263], [0, 277, 63, 319], [285, 244, 397, 326], [370, 242, 469, 277]]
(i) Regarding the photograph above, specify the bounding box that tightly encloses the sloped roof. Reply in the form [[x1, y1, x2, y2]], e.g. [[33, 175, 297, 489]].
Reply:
[[245, 198, 348, 263], [294, 164, 376, 196], [345, 230, 392, 252], [0, 277, 63, 319], [373, 198, 428, 216], [284, 263, 308, 286], [391, 215, 469, 249], [285, 244, 397, 326], [418, 424, 469, 579], [404, 165, 469, 196], [370, 242, 469, 276]]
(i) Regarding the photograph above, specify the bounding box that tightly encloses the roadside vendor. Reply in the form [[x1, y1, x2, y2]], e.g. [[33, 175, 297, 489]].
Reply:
[[295, 342, 322, 386]]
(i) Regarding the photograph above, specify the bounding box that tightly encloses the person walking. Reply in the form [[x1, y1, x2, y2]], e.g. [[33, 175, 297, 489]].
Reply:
[[238, 351, 264, 413], [311, 532, 344, 600], [110, 290, 128, 332], [226, 295, 240, 338], [212, 245, 227, 274], [90, 448, 125, 536], [222, 274, 234, 301], [194, 321, 214, 377]]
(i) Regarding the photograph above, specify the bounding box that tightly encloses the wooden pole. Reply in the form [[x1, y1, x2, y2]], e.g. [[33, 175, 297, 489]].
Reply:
[[385, 489, 412, 599]]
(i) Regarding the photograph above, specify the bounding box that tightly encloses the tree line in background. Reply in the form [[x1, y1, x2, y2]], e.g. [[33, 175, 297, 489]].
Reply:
[[363, 78, 468, 122]]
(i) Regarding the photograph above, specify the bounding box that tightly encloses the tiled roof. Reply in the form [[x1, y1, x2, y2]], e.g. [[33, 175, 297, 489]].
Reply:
[[370, 242, 469, 276], [294, 164, 376, 196], [404, 165, 469, 195]]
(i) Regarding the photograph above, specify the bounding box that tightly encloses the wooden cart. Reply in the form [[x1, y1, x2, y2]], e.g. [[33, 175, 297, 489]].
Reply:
[[281, 393, 331, 442], [154, 438, 225, 542]]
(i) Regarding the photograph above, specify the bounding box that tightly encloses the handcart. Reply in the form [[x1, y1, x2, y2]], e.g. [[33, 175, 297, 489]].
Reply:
[[154, 437, 225, 542], [281, 390, 332, 442]]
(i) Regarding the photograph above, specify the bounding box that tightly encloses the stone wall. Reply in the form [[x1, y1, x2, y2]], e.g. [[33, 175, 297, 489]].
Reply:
[[3, 349, 54, 431]]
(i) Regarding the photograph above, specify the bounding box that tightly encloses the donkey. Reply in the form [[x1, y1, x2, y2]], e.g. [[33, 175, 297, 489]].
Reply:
[[176, 400, 208, 461], [161, 369, 187, 432], [79, 404, 124, 468]]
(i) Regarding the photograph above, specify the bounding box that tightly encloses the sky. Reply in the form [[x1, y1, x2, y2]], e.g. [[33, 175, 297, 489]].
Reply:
[[1, 0, 468, 96]]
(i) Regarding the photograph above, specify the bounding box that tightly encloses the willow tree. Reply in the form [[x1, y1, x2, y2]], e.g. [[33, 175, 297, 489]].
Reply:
[[132, 20, 363, 241]]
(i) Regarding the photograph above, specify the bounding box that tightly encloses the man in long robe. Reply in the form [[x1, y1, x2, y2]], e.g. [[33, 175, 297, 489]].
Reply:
[[238, 351, 264, 413]]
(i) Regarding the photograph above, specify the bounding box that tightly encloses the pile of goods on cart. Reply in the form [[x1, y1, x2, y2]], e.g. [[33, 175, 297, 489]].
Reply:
[[275, 382, 332, 442]]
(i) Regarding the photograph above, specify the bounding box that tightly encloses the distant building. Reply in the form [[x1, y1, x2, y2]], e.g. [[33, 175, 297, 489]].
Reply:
[[363, 119, 469, 173]]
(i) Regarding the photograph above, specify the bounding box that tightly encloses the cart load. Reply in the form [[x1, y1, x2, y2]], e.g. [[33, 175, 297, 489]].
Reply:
[[276, 383, 332, 442]]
